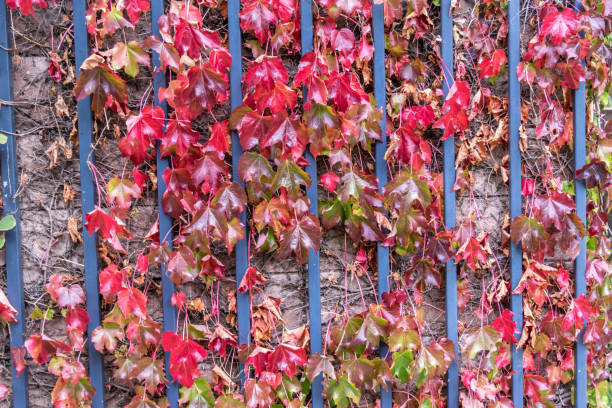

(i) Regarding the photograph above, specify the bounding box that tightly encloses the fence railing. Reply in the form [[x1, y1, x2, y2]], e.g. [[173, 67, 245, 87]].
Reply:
[[0, 1, 588, 407]]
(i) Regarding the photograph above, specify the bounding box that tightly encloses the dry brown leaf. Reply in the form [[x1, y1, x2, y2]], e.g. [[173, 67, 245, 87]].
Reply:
[[58, 137, 72, 160], [55, 95, 69, 118], [67, 216, 82, 244], [63, 183, 75, 202], [187, 297, 205, 313], [45, 141, 59, 169]]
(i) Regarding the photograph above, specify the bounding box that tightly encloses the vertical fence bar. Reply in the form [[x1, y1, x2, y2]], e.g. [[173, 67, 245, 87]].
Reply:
[[0, 3, 28, 406], [441, 2, 458, 407], [150, 1, 179, 406], [508, 1, 524, 407], [228, 0, 250, 352], [372, 2, 392, 408], [573, 3, 587, 408], [73, 1, 105, 406], [299, 1, 323, 407]]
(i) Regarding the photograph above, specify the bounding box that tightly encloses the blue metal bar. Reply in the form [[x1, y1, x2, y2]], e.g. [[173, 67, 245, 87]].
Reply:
[[508, 1, 524, 407], [573, 4, 587, 408], [150, 1, 179, 405], [441, 2, 458, 407], [299, 1, 322, 407], [372, 2, 391, 408], [73, 1, 105, 406], [0, 3, 28, 406], [228, 0, 250, 352]]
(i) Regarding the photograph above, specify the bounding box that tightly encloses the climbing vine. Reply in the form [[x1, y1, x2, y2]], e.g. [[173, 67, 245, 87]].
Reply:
[[0, 0, 610, 407]]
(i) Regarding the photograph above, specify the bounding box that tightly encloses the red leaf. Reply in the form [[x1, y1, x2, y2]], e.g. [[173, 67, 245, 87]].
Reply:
[[394, 126, 432, 169], [268, 343, 307, 378], [238, 267, 267, 293], [209, 324, 238, 357], [433, 80, 471, 140], [209, 48, 233, 74], [455, 236, 486, 271], [540, 8, 579, 45], [261, 112, 308, 159], [245, 56, 289, 90], [319, 0, 364, 15], [246, 346, 272, 377], [244, 378, 274, 408], [125, 0, 150, 24], [11, 347, 27, 377], [576, 160, 611, 189], [533, 192, 575, 230], [557, 60, 586, 89], [510, 215, 548, 255], [120, 106, 164, 164], [132, 167, 147, 189], [332, 29, 357, 69], [47, 54, 64, 82], [161, 331, 207, 387], [203, 121, 230, 159], [199, 254, 227, 279], [174, 64, 228, 117], [191, 153, 228, 194], [586, 258, 608, 285], [107, 176, 141, 210], [246, 81, 297, 114], [73, 55, 127, 117], [160, 120, 199, 158], [84, 206, 125, 240], [6, 0, 53, 16], [24, 334, 71, 364], [46, 275, 85, 309], [136, 253, 148, 274], [523, 374, 549, 402], [171, 292, 186, 310], [325, 72, 369, 113], [561, 294, 596, 332], [400, 106, 435, 128], [240, 0, 277, 44], [0, 288, 17, 324], [175, 20, 221, 59], [521, 178, 534, 196], [492, 309, 519, 344], [278, 214, 322, 264], [65, 307, 90, 332], [479, 49, 507, 79], [321, 172, 341, 192], [117, 287, 148, 320], [99, 264, 124, 301], [167, 246, 198, 285]]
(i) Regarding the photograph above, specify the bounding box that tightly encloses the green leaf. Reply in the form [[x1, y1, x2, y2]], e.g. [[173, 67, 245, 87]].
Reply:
[[0, 215, 16, 231], [326, 376, 361, 408], [0, 133, 7, 144], [509, 215, 547, 254], [391, 350, 413, 383], [384, 170, 432, 209], [110, 41, 149, 77], [30, 306, 54, 320], [462, 325, 501, 360], [179, 378, 215, 407], [270, 160, 311, 199], [215, 396, 246, 408]]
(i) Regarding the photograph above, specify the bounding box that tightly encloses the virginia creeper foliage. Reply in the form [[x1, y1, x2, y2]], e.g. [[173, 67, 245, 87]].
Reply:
[[0, 0, 611, 407]]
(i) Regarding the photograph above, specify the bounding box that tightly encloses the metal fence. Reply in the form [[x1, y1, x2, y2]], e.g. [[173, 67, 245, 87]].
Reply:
[[0, 0, 587, 407]]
